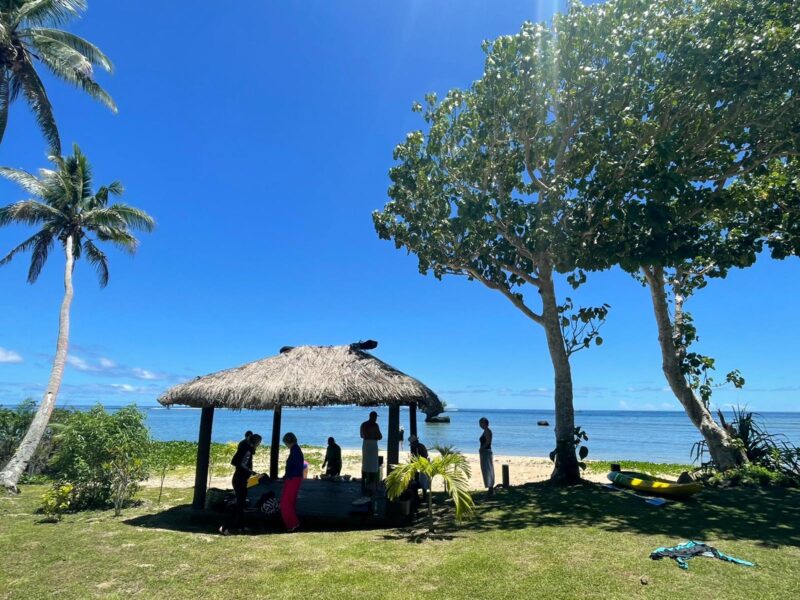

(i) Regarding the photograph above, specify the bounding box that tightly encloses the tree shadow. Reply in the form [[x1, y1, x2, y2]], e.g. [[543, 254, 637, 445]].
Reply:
[[457, 481, 800, 548]]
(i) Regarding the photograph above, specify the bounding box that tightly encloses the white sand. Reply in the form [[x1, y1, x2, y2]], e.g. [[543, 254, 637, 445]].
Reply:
[[147, 448, 609, 491]]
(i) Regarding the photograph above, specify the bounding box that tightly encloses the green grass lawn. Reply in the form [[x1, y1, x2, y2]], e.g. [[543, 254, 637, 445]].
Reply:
[[1, 481, 798, 599]]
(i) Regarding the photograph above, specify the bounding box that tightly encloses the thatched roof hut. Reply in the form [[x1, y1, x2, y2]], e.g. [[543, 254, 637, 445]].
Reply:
[[158, 341, 443, 509], [158, 341, 442, 414]]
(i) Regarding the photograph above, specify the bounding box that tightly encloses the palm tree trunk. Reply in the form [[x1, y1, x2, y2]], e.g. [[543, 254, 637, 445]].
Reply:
[[1, 236, 74, 492], [539, 267, 581, 485], [643, 265, 746, 470]]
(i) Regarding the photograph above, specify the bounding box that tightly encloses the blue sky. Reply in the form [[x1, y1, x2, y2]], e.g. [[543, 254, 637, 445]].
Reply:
[[0, 1, 798, 412]]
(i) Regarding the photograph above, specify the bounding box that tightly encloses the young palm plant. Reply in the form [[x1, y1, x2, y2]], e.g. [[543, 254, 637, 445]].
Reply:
[[0, 144, 153, 492], [0, 0, 116, 152], [385, 451, 474, 533]]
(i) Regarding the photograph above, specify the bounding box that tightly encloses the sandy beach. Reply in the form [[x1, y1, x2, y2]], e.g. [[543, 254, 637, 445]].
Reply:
[[148, 448, 610, 491]]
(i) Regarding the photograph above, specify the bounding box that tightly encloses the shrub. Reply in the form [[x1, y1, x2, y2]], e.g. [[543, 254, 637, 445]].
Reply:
[[707, 464, 796, 488], [695, 406, 800, 487], [0, 399, 74, 479], [49, 405, 150, 511], [40, 483, 74, 522]]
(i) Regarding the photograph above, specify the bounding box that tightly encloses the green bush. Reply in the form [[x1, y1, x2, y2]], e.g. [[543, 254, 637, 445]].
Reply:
[[0, 399, 74, 480], [40, 483, 74, 522], [50, 405, 151, 511], [708, 464, 797, 488]]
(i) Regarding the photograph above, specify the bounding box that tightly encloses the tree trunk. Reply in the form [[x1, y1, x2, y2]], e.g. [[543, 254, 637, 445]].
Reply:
[[539, 266, 581, 485], [1, 236, 75, 493], [643, 265, 746, 470]]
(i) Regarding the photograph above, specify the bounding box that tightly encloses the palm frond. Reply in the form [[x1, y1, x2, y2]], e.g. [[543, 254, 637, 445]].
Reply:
[[385, 458, 425, 500], [0, 167, 46, 196], [26, 230, 55, 283], [0, 229, 48, 267], [92, 226, 138, 253], [26, 28, 113, 72], [0, 70, 9, 145], [82, 238, 108, 287], [106, 181, 123, 196], [104, 203, 155, 232], [13, 0, 87, 28], [25, 35, 117, 112], [15, 56, 60, 153], [385, 452, 475, 524], [0, 199, 63, 227]]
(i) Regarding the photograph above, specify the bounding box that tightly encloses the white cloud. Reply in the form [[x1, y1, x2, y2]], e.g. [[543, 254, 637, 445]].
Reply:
[[131, 368, 158, 381], [66, 355, 92, 371], [0, 347, 23, 364], [65, 354, 169, 381], [110, 384, 137, 393]]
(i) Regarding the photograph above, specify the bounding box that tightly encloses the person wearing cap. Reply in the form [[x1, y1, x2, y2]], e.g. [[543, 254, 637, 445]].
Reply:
[[360, 411, 383, 494]]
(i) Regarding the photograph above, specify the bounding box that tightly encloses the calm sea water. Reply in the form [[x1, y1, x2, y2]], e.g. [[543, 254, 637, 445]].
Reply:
[[42, 405, 800, 465]]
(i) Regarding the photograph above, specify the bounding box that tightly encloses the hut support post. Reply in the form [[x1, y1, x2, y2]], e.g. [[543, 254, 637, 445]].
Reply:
[[270, 405, 282, 479], [409, 403, 417, 438], [387, 404, 400, 471], [192, 406, 215, 510]]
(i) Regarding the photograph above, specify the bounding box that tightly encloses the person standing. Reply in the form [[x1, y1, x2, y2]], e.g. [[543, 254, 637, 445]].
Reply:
[[408, 434, 430, 498], [399, 425, 405, 452], [479, 417, 495, 495], [360, 411, 383, 495], [280, 432, 304, 532], [322, 436, 342, 477], [220, 433, 262, 535]]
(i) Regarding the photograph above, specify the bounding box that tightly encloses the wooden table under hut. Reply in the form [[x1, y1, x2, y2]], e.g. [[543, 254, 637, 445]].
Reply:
[[157, 340, 443, 526]]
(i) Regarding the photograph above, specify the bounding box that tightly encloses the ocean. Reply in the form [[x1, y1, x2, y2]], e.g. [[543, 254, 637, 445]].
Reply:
[[52, 405, 800, 465]]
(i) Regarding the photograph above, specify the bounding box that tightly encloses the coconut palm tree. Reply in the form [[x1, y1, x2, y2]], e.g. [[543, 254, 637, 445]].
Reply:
[[0, 144, 153, 492], [0, 0, 116, 153], [385, 451, 474, 533]]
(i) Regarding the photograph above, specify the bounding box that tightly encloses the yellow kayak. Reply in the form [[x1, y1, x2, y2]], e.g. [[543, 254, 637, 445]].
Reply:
[[607, 470, 702, 499]]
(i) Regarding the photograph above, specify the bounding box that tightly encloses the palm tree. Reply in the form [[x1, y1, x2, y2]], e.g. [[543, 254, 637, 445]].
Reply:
[[0, 144, 153, 492], [385, 451, 474, 533], [0, 0, 116, 153]]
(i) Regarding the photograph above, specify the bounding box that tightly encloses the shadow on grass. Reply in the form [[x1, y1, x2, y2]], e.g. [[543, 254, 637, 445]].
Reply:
[[124, 504, 412, 535], [456, 481, 800, 548]]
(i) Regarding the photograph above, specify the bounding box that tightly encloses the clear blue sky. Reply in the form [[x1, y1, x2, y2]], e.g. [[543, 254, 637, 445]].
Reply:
[[0, 1, 798, 412]]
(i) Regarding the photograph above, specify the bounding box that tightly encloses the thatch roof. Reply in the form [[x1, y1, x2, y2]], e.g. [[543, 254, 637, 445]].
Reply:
[[157, 341, 443, 415]]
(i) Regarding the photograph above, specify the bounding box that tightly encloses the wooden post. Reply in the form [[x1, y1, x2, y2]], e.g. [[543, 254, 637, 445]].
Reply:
[[192, 406, 215, 510], [387, 404, 400, 471], [409, 403, 417, 438], [502, 464, 510, 488], [270, 405, 282, 479]]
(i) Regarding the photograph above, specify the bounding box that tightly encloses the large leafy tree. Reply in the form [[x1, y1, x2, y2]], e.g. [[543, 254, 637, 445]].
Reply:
[[0, 145, 154, 492], [571, 0, 800, 469], [375, 8, 617, 484], [0, 0, 116, 153]]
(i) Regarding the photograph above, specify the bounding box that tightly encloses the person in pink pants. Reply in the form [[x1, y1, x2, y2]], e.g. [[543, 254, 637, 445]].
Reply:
[[280, 432, 304, 532]]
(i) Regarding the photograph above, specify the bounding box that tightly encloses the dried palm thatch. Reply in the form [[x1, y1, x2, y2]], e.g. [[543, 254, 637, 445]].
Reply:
[[158, 341, 443, 415]]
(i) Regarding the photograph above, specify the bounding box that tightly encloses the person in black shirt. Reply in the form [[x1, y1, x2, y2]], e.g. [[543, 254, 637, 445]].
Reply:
[[220, 433, 262, 535], [322, 437, 342, 477]]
